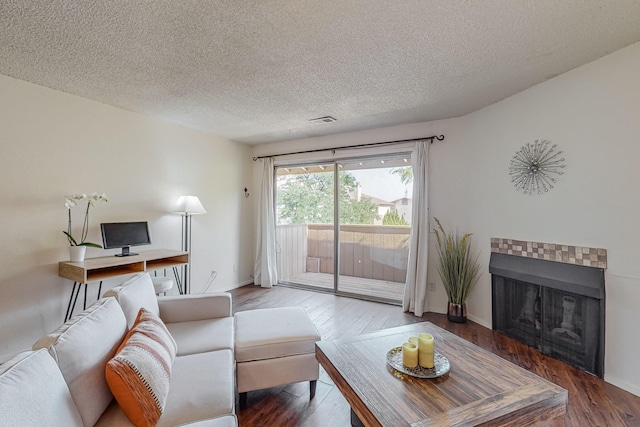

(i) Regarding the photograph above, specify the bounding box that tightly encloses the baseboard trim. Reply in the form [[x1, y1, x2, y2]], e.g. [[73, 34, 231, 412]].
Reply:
[[223, 280, 254, 291], [605, 374, 640, 398], [466, 313, 491, 329]]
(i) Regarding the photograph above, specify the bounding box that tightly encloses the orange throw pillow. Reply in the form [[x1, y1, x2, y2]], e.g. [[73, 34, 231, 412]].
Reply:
[[105, 308, 177, 427]]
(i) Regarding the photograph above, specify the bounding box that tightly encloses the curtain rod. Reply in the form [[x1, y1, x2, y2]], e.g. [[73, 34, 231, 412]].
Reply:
[[252, 134, 444, 161]]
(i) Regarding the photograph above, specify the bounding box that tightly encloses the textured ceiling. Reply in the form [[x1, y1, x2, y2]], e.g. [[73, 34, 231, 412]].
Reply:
[[2, 1, 640, 145]]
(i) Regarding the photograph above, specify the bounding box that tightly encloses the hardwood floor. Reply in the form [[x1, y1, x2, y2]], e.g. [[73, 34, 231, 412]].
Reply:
[[284, 272, 404, 302], [231, 285, 640, 426]]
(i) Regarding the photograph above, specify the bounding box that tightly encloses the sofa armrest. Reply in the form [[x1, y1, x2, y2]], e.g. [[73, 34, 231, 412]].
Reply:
[[158, 293, 232, 323]]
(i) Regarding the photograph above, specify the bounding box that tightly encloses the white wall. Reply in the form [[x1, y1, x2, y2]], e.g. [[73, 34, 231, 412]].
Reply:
[[252, 41, 640, 396], [0, 75, 254, 357]]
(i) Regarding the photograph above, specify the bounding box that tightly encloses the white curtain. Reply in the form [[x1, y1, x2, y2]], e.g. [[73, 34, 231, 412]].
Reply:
[[403, 140, 429, 316], [254, 157, 278, 288]]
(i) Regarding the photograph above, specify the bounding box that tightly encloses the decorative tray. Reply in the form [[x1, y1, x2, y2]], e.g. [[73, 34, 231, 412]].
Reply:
[[386, 347, 451, 379]]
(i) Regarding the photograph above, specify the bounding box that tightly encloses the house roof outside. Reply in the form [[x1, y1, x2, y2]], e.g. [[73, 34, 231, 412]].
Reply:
[[361, 194, 394, 208], [391, 197, 411, 205]]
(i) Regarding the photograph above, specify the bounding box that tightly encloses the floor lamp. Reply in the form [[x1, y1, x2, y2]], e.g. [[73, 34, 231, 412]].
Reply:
[[174, 195, 207, 294]]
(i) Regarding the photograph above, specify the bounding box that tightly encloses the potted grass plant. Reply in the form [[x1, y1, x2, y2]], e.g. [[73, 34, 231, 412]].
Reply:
[[434, 217, 481, 323]]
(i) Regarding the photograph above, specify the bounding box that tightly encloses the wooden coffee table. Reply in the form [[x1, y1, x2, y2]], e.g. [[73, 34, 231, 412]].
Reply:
[[316, 322, 567, 426]]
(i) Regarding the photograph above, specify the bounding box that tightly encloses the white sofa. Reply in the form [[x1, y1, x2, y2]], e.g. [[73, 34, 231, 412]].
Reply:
[[0, 273, 237, 427]]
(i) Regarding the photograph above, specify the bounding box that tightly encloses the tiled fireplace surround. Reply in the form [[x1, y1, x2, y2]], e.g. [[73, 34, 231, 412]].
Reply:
[[490, 237, 607, 269], [489, 237, 606, 377]]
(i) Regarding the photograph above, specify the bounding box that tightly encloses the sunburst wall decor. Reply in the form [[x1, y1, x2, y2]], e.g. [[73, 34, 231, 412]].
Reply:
[[509, 140, 565, 195]]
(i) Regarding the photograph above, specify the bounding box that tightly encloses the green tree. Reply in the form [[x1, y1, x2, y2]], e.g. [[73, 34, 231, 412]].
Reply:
[[277, 171, 378, 225], [390, 166, 413, 185], [382, 209, 409, 225]]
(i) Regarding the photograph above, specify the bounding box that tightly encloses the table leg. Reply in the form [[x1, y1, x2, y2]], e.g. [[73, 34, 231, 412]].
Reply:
[[67, 282, 83, 322], [97, 281, 103, 300], [65, 282, 78, 322], [83, 283, 88, 310], [173, 266, 184, 295]]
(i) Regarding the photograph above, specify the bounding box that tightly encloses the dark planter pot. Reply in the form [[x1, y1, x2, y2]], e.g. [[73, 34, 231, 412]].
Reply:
[[447, 302, 467, 323]]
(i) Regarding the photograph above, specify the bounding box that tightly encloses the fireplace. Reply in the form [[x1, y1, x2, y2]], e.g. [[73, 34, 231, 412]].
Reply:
[[490, 252, 605, 377]]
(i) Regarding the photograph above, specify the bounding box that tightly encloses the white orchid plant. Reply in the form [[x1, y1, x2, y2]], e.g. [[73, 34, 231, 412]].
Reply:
[[64, 193, 108, 247]]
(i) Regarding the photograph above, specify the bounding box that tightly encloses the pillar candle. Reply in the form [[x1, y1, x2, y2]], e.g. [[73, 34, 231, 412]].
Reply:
[[402, 342, 418, 368], [409, 336, 419, 345], [418, 333, 435, 369]]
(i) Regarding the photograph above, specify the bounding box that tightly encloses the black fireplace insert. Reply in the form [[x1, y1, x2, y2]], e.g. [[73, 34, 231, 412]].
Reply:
[[490, 252, 605, 377]]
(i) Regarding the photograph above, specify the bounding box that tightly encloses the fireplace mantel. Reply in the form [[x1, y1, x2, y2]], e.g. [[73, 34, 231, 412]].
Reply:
[[489, 252, 605, 299]]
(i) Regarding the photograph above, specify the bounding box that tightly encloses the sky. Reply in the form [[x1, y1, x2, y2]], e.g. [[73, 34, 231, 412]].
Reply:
[[350, 167, 412, 202]]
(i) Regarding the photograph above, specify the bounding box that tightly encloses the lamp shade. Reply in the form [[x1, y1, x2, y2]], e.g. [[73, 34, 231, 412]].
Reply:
[[174, 195, 207, 215]]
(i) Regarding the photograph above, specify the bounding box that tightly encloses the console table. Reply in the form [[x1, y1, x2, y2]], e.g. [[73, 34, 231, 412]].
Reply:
[[58, 249, 189, 321]]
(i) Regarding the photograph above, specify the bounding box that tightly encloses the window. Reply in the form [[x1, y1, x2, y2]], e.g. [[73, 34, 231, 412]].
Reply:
[[275, 154, 412, 303]]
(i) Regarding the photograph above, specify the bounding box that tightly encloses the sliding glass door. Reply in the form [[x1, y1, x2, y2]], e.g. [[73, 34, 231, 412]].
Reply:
[[275, 154, 412, 303], [336, 157, 411, 302], [275, 163, 335, 292]]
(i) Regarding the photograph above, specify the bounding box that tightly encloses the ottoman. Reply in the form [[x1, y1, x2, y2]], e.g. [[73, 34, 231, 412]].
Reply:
[[234, 307, 321, 409]]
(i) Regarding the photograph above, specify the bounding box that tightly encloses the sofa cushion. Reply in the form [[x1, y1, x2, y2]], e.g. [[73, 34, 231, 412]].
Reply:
[[167, 317, 234, 356], [0, 350, 84, 426], [234, 307, 321, 363], [104, 273, 160, 328], [159, 349, 235, 427], [33, 297, 127, 427], [99, 349, 236, 427], [158, 293, 232, 322], [106, 308, 177, 427]]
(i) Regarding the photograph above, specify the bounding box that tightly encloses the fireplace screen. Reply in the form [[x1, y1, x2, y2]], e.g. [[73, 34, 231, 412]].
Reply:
[[490, 253, 605, 377], [494, 280, 540, 348]]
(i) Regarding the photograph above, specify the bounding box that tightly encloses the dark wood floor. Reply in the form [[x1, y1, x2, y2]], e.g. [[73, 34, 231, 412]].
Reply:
[[230, 285, 640, 426]]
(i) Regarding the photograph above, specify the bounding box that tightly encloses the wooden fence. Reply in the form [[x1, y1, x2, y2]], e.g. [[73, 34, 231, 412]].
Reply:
[[276, 223, 410, 283]]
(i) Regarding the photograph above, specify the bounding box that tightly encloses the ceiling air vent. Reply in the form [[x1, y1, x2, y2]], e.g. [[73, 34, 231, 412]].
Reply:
[[309, 116, 337, 124]]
